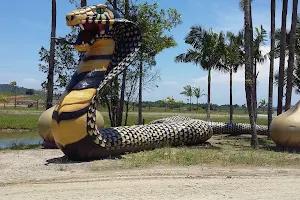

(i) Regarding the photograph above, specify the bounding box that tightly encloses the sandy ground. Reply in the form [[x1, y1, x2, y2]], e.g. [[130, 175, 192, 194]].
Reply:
[[1, 149, 300, 200]]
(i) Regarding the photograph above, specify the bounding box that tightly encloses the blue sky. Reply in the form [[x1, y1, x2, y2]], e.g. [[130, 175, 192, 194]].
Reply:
[[0, 0, 299, 106]]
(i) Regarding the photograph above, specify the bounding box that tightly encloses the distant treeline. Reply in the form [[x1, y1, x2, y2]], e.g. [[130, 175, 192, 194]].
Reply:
[[134, 101, 242, 110], [0, 84, 45, 96]]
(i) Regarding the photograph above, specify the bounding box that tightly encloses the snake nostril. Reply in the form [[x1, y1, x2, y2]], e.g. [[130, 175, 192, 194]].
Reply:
[[66, 15, 75, 21]]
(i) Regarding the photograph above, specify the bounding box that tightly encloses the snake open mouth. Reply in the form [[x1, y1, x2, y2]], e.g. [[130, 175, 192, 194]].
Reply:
[[65, 4, 119, 51], [72, 23, 108, 49]]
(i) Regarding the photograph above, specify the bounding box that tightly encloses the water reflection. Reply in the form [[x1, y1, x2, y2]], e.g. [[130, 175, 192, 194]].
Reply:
[[0, 131, 43, 149]]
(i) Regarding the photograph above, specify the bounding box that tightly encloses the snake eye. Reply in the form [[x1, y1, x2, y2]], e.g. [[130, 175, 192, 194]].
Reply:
[[96, 8, 105, 14]]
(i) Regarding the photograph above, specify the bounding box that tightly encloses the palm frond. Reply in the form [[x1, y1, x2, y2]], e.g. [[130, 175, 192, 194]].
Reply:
[[174, 49, 202, 66]]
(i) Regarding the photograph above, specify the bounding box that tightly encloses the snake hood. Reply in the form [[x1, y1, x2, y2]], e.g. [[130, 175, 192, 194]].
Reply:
[[66, 3, 142, 93]]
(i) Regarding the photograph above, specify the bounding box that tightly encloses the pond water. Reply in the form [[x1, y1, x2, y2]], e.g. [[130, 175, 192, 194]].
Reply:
[[0, 131, 43, 149]]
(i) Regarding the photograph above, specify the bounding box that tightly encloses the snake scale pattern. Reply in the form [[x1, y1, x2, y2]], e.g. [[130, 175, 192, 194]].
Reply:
[[51, 3, 268, 161]]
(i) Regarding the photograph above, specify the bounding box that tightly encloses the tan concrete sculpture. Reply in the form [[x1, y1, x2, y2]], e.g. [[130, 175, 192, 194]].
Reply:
[[38, 105, 104, 148], [270, 100, 300, 148]]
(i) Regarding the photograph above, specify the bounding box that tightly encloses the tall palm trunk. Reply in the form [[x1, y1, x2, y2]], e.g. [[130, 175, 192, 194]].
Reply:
[[244, 0, 258, 148], [80, 0, 87, 7], [268, 0, 276, 137], [207, 68, 211, 121], [109, 0, 119, 127], [253, 60, 257, 123], [46, 0, 56, 109], [285, 0, 298, 110], [229, 67, 233, 124], [138, 57, 143, 125], [277, 0, 288, 115], [117, 0, 130, 126]]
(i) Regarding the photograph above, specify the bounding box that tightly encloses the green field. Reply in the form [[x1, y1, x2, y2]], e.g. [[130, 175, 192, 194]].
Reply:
[[1, 107, 299, 169], [119, 135, 300, 168], [0, 106, 268, 130]]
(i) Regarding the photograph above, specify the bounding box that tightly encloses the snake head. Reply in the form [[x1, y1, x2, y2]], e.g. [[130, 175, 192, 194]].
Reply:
[[65, 4, 121, 51]]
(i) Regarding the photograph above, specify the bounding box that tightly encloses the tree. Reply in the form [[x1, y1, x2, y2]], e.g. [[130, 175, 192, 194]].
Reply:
[[277, 0, 289, 115], [259, 99, 267, 112], [166, 96, 175, 109], [180, 85, 193, 111], [218, 31, 244, 123], [39, 33, 79, 91], [104, 1, 180, 125], [117, 0, 130, 126], [26, 89, 34, 95], [9, 81, 17, 109], [128, 2, 181, 125], [68, 0, 87, 8], [123, 66, 139, 125], [46, 0, 57, 109], [122, 64, 160, 125], [285, 0, 299, 110], [253, 25, 267, 122], [268, 0, 276, 137], [244, 0, 258, 148], [40, 1, 83, 95], [100, 0, 120, 127], [274, 65, 300, 93], [0, 95, 8, 108], [193, 87, 205, 111], [175, 26, 224, 121], [175, 100, 184, 111], [80, 0, 87, 7]]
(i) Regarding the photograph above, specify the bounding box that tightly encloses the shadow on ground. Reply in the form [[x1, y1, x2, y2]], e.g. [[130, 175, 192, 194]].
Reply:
[[45, 154, 123, 165]]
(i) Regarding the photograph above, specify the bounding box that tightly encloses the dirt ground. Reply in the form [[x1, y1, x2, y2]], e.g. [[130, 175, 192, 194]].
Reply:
[[1, 149, 300, 200]]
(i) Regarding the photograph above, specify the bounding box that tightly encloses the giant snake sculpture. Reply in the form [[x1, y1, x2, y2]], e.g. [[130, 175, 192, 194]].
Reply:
[[37, 3, 283, 161]]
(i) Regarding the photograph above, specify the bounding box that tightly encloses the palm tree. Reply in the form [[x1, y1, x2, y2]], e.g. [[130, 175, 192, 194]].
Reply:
[[277, 0, 289, 115], [175, 26, 224, 121], [218, 31, 244, 124], [193, 87, 205, 111], [272, 16, 300, 108], [244, 0, 258, 148], [46, 0, 56, 109], [268, 0, 276, 137], [285, 0, 299, 110], [180, 85, 193, 111], [259, 99, 267, 112], [253, 25, 267, 122], [274, 65, 300, 93]]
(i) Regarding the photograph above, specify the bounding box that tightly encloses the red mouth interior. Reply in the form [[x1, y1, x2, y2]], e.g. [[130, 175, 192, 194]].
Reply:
[[75, 23, 107, 45]]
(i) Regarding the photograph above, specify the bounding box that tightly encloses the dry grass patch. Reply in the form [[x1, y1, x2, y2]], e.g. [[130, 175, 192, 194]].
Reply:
[[119, 135, 300, 168]]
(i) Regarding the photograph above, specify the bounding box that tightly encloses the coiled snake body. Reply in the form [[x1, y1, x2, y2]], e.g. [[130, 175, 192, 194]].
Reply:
[[50, 4, 268, 161]]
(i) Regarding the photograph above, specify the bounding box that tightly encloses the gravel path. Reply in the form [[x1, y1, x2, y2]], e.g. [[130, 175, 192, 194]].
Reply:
[[1, 149, 300, 200]]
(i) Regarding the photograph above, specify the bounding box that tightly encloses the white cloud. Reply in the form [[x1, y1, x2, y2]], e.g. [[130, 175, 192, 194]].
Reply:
[[148, 46, 300, 106]]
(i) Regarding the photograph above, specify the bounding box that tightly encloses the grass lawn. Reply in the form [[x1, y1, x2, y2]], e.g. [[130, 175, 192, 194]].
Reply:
[[3, 134, 299, 168], [89, 134, 300, 169], [0, 109, 268, 130], [0, 108, 297, 168], [0, 115, 40, 129]]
